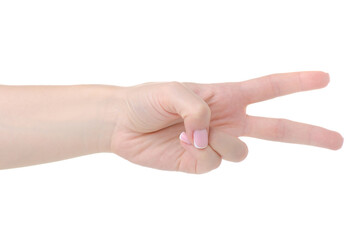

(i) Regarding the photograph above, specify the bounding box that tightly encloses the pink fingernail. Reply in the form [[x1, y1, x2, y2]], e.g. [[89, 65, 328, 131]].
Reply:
[[193, 129, 208, 149], [179, 132, 191, 145]]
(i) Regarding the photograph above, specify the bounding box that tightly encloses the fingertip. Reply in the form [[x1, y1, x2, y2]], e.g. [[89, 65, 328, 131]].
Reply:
[[193, 129, 208, 149], [179, 132, 192, 145], [300, 71, 330, 90], [320, 72, 331, 87], [322, 72, 330, 87], [329, 132, 344, 150]]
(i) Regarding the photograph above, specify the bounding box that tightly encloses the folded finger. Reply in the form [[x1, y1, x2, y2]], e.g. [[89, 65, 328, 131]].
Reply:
[[208, 128, 248, 162], [179, 132, 221, 174]]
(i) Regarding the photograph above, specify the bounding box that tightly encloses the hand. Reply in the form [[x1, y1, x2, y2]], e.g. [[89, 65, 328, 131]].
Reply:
[[110, 71, 343, 174]]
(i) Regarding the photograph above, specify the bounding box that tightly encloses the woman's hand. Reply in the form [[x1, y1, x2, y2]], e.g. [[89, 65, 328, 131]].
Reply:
[[110, 71, 343, 174]]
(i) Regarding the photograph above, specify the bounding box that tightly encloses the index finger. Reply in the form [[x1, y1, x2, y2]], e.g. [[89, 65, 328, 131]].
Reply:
[[240, 71, 330, 104]]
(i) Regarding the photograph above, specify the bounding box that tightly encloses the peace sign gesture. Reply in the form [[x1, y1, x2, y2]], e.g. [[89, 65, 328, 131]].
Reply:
[[111, 71, 343, 174]]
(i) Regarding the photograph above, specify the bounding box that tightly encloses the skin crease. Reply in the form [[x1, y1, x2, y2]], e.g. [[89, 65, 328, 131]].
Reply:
[[110, 71, 344, 174]]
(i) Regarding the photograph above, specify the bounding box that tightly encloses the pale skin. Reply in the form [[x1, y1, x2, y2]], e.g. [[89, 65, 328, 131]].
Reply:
[[0, 71, 343, 174]]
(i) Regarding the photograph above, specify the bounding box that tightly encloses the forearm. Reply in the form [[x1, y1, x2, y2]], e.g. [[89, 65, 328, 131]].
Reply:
[[0, 84, 121, 169]]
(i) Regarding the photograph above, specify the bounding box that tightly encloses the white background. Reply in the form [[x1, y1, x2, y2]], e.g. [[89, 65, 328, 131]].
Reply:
[[0, 0, 361, 239]]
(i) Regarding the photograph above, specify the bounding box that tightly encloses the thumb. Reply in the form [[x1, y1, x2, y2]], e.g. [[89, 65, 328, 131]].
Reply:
[[159, 82, 211, 149]]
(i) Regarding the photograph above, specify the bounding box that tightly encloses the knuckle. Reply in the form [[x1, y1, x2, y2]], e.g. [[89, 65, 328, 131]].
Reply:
[[274, 118, 286, 141], [215, 157, 222, 168], [165, 81, 183, 92], [193, 101, 211, 118], [239, 144, 248, 162], [231, 144, 248, 162], [265, 74, 281, 98]]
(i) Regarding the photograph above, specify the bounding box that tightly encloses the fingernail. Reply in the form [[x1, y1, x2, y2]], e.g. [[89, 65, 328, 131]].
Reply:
[[179, 132, 191, 145], [193, 129, 208, 149], [325, 72, 330, 82]]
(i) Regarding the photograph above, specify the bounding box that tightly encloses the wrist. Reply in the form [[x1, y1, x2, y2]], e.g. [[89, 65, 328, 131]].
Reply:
[[92, 84, 127, 153]]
